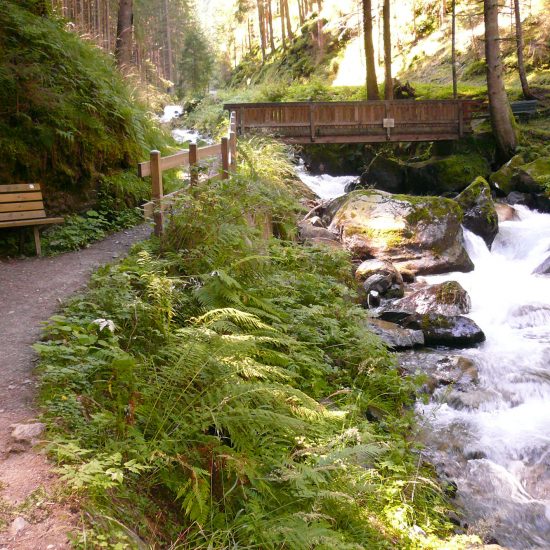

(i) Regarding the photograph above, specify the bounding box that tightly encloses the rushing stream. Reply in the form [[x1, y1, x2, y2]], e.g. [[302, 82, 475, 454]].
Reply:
[[299, 168, 550, 548]]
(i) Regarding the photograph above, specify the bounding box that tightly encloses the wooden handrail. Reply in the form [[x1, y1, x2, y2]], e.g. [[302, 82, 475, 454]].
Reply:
[[138, 112, 239, 236]]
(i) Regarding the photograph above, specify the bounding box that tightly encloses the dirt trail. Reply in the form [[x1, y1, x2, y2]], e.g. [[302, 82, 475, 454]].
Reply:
[[0, 225, 151, 549]]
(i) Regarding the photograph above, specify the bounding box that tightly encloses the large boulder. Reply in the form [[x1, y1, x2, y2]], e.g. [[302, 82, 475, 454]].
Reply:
[[298, 219, 341, 248], [391, 281, 471, 316], [455, 177, 499, 247], [489, 154, 525, 196], [358, 156, 408, 194], [406, 153, 491, 195], [405, 313, 485, 347], [327, 190, 474, 275], [515, 157, 550, 194]]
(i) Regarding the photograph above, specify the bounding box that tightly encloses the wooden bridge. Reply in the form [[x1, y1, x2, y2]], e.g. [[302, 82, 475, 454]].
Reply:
[[223, 100, 481, 144]]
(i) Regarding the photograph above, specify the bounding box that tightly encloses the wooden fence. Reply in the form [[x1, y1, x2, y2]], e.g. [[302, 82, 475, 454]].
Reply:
[[139, 113, 238, 236]]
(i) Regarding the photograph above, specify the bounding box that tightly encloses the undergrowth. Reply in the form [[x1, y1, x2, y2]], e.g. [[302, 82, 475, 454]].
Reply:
[[36, 139, 478, 548]]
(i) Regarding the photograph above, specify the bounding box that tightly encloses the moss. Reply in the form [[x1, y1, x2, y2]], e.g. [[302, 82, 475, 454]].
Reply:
[[520, 157, 550, 195], [489, 154, 525, 195], [407, 153, 491, 194], [401, 196, 463, 226], [435, 281, 465, 305]]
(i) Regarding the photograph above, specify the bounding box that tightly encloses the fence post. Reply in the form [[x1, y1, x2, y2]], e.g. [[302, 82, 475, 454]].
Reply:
[[229, 131, 237, 172], [150, 150, 164, 237], [189, 143, 198, 186], [221, 137, 230, 180]]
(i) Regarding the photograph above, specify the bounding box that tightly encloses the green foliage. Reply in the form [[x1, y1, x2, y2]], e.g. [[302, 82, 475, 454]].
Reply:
[[0, 1, 168, 193], [177, 25, 215, 98], [36, 140, 471, 548]]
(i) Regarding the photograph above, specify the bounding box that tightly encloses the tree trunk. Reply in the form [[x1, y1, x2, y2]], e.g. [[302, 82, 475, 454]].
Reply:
[[115, 0, 133, 71], [257, 0, 267, 62], [284, 0, 293, 38], [362, 0, 379, 99], [513, 0, 534, 99], [452, 0, 457, 98], [164, 0, 173, 86], [484, 0, 517, 162], [280, 0, 286, 48], [383, 0, 393, 99], [266, 0, 275, 51]]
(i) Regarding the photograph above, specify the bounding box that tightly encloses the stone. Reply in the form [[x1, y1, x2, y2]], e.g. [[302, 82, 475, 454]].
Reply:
[[308, 215, 325, 227], [533, 255, 550, 275], [356, 259, 404, 302], [363, 273, 392, 295], [9, 517, 28, 536], [455, 177, 499, 247], [407, 313, 486, 348], [489, 154, 525, 196], [406, 153, 491, 195], [516, 156, 550, 191], [392, 281, 472, 316], [327, 190, 474, 275], [359, 155, 408, 194], [495, 202, 519, 222], [10, 422, 45, 445], [512, 170, 546, 194], [365, 319, 424, 350], [297, 220, 340, 246], [506, 191, 536, 209]]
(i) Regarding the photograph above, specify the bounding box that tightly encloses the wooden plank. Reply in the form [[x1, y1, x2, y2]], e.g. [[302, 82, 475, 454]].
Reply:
[[0, 210, 47, 222], [161, 150, 190, 171], [0, 183, 41, 193], [0, 201, 44, 213], [0, 217, 63, 228], [189, 143, 198, 186], [281, 133, 460, 144], [220, 137, 229, 179], [0, 192, 43, 203], [150, 150, 164, 237], [197, 143, 221, 161]]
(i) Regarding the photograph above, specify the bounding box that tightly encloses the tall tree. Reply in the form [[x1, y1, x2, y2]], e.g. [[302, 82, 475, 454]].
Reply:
[[451, 0, 457, 98], [362, 0, 379, 100], [115, 0, 133, 71], [513, 0, 534, 99], [484, 0, 516, 161], [256, 0, 267, 62], [383, 0, 393, 99]]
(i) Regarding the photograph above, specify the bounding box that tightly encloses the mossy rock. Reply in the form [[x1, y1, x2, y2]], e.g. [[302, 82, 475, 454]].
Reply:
[[407, 153, 491, 195], [327, 189, 473, 274], [455, 177, 499, 247], [489, 154, 525, 195], [518, 157, 550, 196]]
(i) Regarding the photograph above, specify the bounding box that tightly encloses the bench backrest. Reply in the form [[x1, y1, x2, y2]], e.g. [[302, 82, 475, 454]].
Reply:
[[0, 183, 47, 224], [511, 100, 537, 113]]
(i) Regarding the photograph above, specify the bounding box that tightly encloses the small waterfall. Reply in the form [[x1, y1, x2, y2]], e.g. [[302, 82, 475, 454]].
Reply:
[[295, 161, 356, 200]]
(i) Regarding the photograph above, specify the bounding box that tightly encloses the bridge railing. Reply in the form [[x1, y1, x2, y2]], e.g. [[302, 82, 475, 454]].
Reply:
[[223, 100, 482, 144], [138, 112, 238, 236]]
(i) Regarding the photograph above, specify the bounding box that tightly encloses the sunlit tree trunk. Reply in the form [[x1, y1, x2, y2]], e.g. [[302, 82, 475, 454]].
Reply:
[[383, 0, 393, 99], [280, 0, 287, 48], [283, 0, 293, 38], [484, 0, 516, 161], [257, 0, 267, 62], [266, 0, 275, 51], [362, 0, 379, 99], [115, 0, 133, 72], [452, 0, 457, 98], [513, 0, 534, 99]]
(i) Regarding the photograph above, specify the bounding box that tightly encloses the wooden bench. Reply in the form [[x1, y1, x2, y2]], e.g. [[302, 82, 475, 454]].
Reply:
[[0, 183, 64, 256], [511, 100, 538, 121]]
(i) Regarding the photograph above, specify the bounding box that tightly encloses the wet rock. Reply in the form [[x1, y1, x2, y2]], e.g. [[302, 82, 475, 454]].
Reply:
[[444, 388, 499, 410], [506, 191, 536, 209], [10, 422, 45, 445], [489, 154, 525, 196], [356, 259, 404, 303], [365, 318, 424, 350], [359, 156, 408, 194], [399, 268, 416, 283], [386, 312, 485, 347], [363, 273, 392, 295], [392, 281, 471, 316], [494, 202, 519, 222], [455, 177, 499, 247], [406, 153, 491, 195], [512, 169, 546, 194], [534, 192, 550, 213], [327, 190, 474, 275], [533, 255, 550, 275], [308, 215, 325, 228]]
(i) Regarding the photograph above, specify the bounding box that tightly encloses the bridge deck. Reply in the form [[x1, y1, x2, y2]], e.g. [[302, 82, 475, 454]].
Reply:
[[223, 100, 481, 144]]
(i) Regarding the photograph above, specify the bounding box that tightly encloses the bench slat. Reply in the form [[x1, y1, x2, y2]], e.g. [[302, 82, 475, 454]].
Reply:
[[0, 201, 44, 213], [0, 217, 64, 228], [0, 183, 41, 193], [0, 192, 44, 203], [0, 210, 47, 222]]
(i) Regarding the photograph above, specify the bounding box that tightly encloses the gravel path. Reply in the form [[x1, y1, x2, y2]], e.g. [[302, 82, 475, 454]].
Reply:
[[0, 224, 151, 549]]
